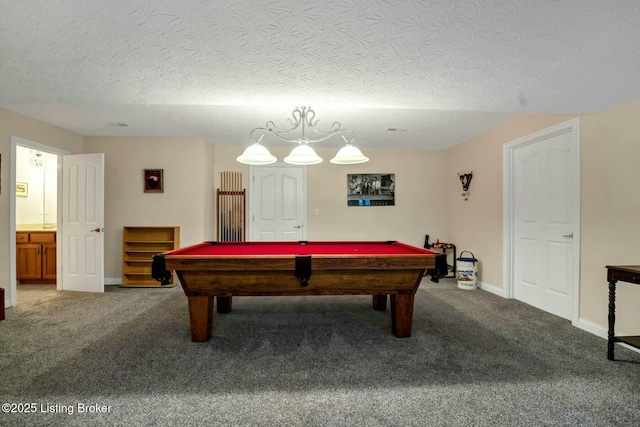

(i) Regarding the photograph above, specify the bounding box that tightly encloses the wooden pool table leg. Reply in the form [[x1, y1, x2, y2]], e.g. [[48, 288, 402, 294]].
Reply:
[[188, 295, 214, 342], [372, 294, 387, 310], [390, 293, 415, 338], [217, 296, 232, 313]]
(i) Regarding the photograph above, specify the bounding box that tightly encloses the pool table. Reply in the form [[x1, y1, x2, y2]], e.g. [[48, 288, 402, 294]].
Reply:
[[152, 240, 440, 342]]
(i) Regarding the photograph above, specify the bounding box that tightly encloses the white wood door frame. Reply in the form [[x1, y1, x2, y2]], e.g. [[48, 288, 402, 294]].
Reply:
[[249, 164, 307, 241], [8, 136, 70, 307], [502, 118, 581, 325]]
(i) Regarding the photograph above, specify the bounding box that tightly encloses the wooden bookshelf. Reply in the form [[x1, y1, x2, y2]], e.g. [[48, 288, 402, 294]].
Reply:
[[122, 226, 180, 287]]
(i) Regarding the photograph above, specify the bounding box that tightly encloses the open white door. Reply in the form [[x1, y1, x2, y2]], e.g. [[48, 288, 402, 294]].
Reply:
[[61, 153, 105, 292]]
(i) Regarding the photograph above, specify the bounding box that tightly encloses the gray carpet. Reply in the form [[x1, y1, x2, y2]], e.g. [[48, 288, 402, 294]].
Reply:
[[1, 279, 639, 426]]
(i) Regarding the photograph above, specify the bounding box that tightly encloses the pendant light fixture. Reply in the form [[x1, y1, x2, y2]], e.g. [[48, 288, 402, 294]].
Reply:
[[236, 137, 278, 165], [236, 106, 369, 166], [330, 140, 369, 164]]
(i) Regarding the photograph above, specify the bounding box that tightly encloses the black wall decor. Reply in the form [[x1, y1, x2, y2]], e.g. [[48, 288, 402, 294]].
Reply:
[[458, 172, 472, 201]]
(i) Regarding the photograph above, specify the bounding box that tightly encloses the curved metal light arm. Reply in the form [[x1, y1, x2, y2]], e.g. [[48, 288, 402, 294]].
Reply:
[[250, 106, 356, 144]]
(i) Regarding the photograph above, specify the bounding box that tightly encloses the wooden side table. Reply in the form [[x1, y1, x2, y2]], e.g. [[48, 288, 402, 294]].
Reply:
[[606, 265, 640, 360]]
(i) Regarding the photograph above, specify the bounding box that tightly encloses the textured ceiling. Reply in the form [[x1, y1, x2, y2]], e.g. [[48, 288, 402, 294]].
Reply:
[[1, 0, 639, 150]]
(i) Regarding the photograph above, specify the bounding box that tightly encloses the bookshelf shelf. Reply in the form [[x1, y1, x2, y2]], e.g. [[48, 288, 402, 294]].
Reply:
[[122, 226, 180, 288]]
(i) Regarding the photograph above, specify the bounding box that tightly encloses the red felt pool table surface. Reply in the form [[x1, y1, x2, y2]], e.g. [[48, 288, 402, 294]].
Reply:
[[165, 240, 435, 257], [153, 240, 439, 342]]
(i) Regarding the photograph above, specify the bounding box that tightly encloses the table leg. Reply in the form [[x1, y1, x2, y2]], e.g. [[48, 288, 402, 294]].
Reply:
[[0, 288, 5, 321], [451, 246, 457, 277], [391, 293, 415, 338], [217, 296, 232, 313], [607, 280, 616, 360], [188, 295, 214, 342], [372, 294, 387, 311]]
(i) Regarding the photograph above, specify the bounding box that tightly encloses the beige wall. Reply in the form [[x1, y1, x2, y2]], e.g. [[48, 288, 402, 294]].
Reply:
[[0, 107, 84, 303], [308, 147, 448, 247], [445, 106, 640, 335], [83, 136, 216, 282], [580, 98, 640, 334], [4, 128, 446, 288], [444, 114, 574, 290], [213, 145, 449, 249]]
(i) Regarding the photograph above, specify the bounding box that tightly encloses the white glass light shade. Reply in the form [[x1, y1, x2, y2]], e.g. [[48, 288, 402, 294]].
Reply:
[[236, 142, 277, 165], [330, 143, 369, 164], [284, 144, 323, 165]]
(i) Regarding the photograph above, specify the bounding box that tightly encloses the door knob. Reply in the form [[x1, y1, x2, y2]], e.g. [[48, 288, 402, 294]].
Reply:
[[563, 233, 573, 238], [90, 227, 102, 232]]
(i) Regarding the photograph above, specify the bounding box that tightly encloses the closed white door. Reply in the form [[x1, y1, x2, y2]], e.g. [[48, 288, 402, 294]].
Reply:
[[510, 121, 579, 320], [61, 153, 105, 292], [251, 165, 306, 241]]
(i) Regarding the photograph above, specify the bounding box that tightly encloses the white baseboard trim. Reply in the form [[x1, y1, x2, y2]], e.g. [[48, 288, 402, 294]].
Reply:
[[576, 318, 607, 339], [576, 318, 640, 355], [104, 277, 122, 286], [454, 280, 640, 356], [477, 281, 503, 297]]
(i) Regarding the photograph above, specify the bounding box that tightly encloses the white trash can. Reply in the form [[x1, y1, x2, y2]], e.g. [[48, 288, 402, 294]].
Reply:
[[456, 251, 477, 290]]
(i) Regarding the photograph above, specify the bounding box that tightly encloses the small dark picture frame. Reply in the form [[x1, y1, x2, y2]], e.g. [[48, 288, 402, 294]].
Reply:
[[144, 169, 164, 193]]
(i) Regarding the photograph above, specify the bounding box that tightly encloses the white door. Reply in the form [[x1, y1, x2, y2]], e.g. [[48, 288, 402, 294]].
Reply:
[[508, 120, 579, 320], [61, 153, 105, 292], [251, 165, 306, 241]]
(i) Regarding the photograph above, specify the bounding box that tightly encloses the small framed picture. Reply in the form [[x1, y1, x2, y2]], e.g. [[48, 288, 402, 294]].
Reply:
[[144, 169, 164, 193], [16, 181, 28, 197]]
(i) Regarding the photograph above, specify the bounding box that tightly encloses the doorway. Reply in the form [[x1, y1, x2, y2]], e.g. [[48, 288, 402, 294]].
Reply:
[[15, 146, 58, 300], [503, 118, 581, 324], [8, 137, 105, 308], [10, 136, 68, 307]]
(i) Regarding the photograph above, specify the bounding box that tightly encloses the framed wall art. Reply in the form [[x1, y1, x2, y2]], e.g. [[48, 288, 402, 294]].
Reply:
[[347, 173, 395, 206], [144, 169, 164, 193], [16, 181, 28, 197]]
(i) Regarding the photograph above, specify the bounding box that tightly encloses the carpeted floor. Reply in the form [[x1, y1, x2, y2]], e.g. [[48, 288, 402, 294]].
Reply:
[[16, 283, 58, 303], [1, 279, 639, 426]]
